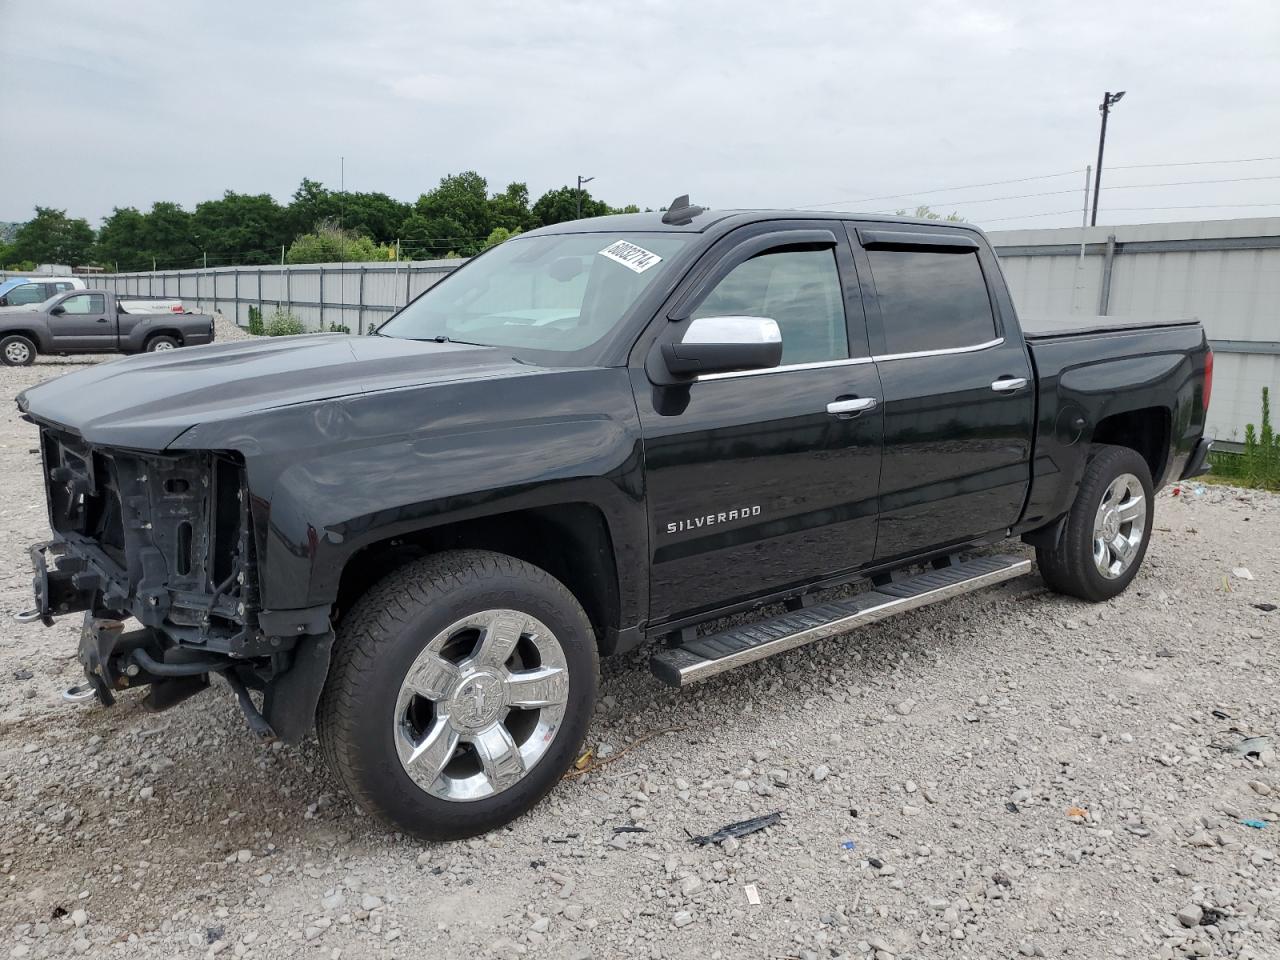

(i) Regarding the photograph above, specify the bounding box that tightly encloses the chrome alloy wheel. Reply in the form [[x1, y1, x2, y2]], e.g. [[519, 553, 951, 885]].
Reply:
[[151, 340, 176, 351], [394, 609, 570, 802], [4, 340, 32, 364], [1092, 472, 1146, 579]]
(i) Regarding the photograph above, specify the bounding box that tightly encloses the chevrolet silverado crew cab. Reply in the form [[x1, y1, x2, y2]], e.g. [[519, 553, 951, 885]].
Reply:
[[16, 199, 1213, 840], [0, 289, 213, 365]]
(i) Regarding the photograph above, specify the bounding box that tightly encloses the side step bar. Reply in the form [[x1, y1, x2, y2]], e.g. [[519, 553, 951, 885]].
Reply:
[[650, 555, 1032, 688]]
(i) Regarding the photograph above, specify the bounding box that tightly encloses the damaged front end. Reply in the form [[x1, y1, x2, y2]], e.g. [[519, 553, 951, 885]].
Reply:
[[20, 425, 332, 742]]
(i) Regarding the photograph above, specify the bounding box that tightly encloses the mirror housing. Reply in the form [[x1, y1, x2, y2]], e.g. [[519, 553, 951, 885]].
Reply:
[[49, 305, 65, 315], [661, 316, 782, 378]]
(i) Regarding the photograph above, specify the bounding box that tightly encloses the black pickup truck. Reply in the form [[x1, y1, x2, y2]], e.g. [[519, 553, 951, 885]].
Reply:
[[15, 200, 1212, 840]]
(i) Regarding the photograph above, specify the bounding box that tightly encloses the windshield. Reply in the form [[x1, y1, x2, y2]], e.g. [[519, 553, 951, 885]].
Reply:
[[0, 279, 29, 296], [378, 233, 690, 356]]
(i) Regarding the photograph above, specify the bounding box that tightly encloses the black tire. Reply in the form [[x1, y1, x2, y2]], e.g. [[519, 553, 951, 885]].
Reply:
[[1, 334, 36, 366], [145, 335, 180, 352], [1037, 444, 1155, 602], [317, 549, 598, 841]]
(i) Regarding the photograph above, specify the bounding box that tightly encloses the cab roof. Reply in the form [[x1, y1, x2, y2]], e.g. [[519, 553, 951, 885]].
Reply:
[[522, 208, 986, 239]]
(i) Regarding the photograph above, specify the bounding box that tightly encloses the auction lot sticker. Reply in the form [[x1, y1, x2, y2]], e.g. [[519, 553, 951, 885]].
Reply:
[[599, 240, 663, 273]]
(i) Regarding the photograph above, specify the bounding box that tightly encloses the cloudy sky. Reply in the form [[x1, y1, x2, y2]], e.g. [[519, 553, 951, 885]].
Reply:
[[3, 0, 1279, 234]]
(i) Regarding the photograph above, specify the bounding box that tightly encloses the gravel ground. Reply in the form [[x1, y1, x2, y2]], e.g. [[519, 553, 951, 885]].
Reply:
[[1, 342, 1277, 960]]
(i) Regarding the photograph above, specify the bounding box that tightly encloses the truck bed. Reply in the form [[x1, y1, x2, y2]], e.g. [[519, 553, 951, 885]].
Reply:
[[1021, 314, 1198, 341]]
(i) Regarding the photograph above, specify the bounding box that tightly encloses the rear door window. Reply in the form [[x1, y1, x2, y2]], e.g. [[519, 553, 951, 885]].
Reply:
[[866, 249, 996, 354]]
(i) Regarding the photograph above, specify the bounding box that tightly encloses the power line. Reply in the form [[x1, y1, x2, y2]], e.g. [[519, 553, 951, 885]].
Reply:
[[980, 200, 1280, 225], [799, 155, 1280, 213], [872, 174, 1280, 217], [795, 168, 1084, 210], [1110, 155, 1280, 170], [981, 209, 1080, 224]]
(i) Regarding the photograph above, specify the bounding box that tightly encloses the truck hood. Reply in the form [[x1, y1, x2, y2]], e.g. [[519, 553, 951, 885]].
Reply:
[[17, 333, 538, 449]]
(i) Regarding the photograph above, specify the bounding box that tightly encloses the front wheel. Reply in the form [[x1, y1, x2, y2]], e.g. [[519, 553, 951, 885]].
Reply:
[[1, 334, 36, 366], [1037, 444, 1155, 602], [317, 550, 598, 840]]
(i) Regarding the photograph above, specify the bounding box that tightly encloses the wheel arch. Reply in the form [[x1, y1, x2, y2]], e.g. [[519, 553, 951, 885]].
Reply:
[[1090, 406, 1171, 486], [332, 502, 627, 655]]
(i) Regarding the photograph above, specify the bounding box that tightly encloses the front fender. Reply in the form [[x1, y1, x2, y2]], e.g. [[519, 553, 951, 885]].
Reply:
[[172, 367, 648, 622]]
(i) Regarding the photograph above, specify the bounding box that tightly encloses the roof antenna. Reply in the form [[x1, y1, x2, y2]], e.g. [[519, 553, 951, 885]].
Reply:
[[661, 194, 705, 226]]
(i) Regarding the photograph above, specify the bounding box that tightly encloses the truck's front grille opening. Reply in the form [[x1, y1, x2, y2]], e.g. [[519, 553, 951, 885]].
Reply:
[[38, 427, 259, 648]]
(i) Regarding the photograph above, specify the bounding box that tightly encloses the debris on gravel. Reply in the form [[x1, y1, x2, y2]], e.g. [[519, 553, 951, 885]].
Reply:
[[1, 362, 1277, 958]]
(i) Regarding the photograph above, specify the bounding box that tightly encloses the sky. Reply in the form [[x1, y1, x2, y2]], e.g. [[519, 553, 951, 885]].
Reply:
[[3, 0, 1279, 235]]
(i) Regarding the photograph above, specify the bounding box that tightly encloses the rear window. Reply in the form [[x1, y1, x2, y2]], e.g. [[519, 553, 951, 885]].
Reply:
[[867, 249, 996, 354]]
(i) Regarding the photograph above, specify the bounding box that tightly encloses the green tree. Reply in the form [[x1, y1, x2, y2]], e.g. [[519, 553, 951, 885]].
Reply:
[[191, 191, 290, 265], [336, 191, 412, 241], [289, 178, 338, 236], [532, 186, 611, 227], [10, 207, 96, 265], [143, 201, 200, 268], [488, 182, 534, 233], [482, 226, 520, 250], [96, 207, 151, 271], [285, 222, 385, 264], [288, 178, 412, 245], [407, 171, 493, 257]]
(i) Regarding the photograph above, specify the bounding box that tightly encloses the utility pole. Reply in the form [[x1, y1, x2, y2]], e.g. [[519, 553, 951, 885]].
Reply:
[[339, 156, 345, 232], [1091, 91, 1126, 226], [576, 175, 595, 219]]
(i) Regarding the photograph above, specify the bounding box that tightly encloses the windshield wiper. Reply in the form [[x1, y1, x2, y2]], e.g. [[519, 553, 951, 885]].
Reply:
[[400, 334, 487, 347]]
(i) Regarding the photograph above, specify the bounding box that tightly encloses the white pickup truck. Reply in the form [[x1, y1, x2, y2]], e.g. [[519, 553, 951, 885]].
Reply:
[[0, 277, 186, 314]]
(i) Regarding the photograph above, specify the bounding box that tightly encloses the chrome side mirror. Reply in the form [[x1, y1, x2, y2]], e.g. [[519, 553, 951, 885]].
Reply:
[[661, 316, 783, 377]]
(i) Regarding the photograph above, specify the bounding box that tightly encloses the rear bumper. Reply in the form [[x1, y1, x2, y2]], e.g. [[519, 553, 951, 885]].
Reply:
[[1180, 438, 1213, 480]]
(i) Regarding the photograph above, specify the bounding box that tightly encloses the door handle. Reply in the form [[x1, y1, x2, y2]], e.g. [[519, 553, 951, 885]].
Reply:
[[827, 397, 878, 416], [990, 377, 1028, 393], [95, 318, 110, 323]]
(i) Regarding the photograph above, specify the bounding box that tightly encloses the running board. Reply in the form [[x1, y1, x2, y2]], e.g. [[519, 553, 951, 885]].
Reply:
[[650, 555, 1032, 688]]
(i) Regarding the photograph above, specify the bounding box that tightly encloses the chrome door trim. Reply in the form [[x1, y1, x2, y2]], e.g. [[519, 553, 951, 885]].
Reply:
[[696, 337, 1005, 382], [871, 337, 1004, 363]]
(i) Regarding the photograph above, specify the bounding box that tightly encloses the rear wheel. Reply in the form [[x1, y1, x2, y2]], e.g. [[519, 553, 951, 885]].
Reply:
[[1, 335, 36, 366], [1037, 444, 1154, 602], [145, 335, 179, 352], [317, 550, 598, 840]]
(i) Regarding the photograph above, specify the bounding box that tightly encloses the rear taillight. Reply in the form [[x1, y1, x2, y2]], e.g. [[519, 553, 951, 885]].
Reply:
[[1202, 349, 1214, 412], [171, 304, 183, 313]]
